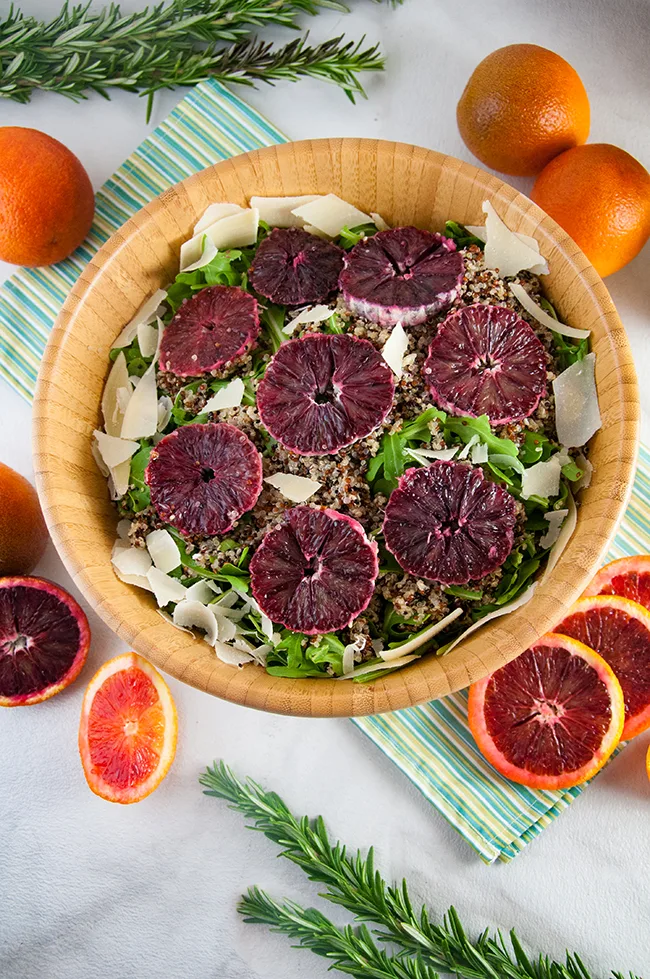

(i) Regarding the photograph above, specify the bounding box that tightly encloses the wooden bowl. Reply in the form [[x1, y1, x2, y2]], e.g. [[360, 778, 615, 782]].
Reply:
[[33, 138, 639, 717]]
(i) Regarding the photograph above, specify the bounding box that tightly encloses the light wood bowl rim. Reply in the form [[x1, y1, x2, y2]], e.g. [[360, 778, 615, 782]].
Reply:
[[33, 138, 640, 717]]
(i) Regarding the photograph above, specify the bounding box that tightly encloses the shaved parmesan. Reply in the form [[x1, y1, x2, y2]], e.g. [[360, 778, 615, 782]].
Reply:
[[557, 446, 573, 466], [173, 600, 218, 644], [102, 351, 130, 436], [250, 195, 320, 228], [470, 442, 489, 464], [114, 569, 153, 591], [108, 460, 131, 500], [116, 518, 131, 540], [292, 194, 371, 238], [406, 446, 458, 466], [146, 529, 181, 573], [158, 609, 194, 634], [509, 282, 590, 339], [157, 396, 172, 432], [540, 508, 569, 549], [247, 643, 272, 666], [111, 539, 152, 577], [206, 207, 259, 246], [264, 472, 322, 503], [542, 491, 577, 582], [336, 654, 421, 679], [91, 439, 110, 477], [465, 223, 546, 269], [112, 289, 167, 349], [457, 435, 479, 460], [212, 612, 237, 642], [553, 354, 601, 448], [181, 235, 218, 272], [116, 386, 132, 416], [382, 321, 409, 377], [147, 567, 187, 607], [137, 320, 160, 358], [574, 452, 593, 490], [370, 211, 390, 231], [342, 636, 365, 675], [379, 607, 464, 661], [520, 455, 562, 500], [93, 431, 139, 469], [212, 590, 239, 609], [439, 583, 538, 656], [482, 201, 549, 277], [283, 304, 333, 336], [185, 580, 214, 604], [194, 202, 244, 235], [202, 377, 245, 413], [303, 224, 330, 239], [214, 642, 254, 666], [120, 363, 158, 439]]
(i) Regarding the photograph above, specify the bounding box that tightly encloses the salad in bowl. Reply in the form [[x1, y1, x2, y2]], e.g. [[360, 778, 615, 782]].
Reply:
[[93, 191, 600, 682]]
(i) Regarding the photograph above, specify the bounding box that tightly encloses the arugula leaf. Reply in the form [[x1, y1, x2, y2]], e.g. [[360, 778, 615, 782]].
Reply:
[[336, 223, 379, 250], [561, 459, 583, 482], [444, 414, 518, 457], [444, 585, 483, 601], [109, 337, 151, 377], [266, 631, 345, 678], [260, 303, 287, 352], [323, 313, 345, 334], [539, 299, 590, 371], [442, 220, 485, 249], [519, 431, 554, 464], [123, 442, 152, 512]]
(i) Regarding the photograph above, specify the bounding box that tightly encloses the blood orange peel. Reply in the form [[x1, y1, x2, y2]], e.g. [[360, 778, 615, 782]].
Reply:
[[0, 576, 90, 707], [78, 652, 177, 804], [556, 594, 650, 740], [468, 634, 624, 790]]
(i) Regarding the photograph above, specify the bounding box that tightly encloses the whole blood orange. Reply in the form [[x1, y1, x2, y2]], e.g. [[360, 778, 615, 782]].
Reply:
[[79, 653, 177, 804], [556, 595, 650, 739], [0, 127, 94, 267], [468, 633, 623, 790], [532, 144, 650, 277], [0, 462, 49, 575], [457, 44, 590, 176], [0, 576, 90, 707]]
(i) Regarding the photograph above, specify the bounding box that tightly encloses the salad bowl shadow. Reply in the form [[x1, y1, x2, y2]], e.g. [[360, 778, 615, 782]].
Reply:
[[32, 138, 639, 717]]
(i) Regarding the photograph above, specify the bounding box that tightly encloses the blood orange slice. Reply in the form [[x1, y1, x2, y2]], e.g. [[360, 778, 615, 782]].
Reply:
[[79, 652, 177, 804], [0, 576, 90, 707], [584, 555, 650, 610], [556, 595, 650, 740], [468, 634, 624, 790]]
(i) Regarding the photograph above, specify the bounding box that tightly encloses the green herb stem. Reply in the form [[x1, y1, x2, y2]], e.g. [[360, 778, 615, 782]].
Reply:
[[201, 763, 640, 979]]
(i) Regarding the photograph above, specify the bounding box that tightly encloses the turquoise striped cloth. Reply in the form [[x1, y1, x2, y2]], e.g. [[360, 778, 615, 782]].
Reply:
[[0, 79, 643, 862]]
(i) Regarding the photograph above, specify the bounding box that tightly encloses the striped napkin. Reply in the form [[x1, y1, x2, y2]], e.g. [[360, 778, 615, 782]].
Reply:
[[0, 79, 643, 863]]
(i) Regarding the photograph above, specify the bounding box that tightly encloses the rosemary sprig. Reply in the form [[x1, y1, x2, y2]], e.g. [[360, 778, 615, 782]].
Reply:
[[200, 762, 642, 979], [0, 0, 399, 108], [240, 887, 439, 979]]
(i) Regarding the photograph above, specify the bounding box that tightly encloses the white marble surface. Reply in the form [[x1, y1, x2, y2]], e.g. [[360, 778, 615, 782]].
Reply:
[[1, 1, 650, 977]]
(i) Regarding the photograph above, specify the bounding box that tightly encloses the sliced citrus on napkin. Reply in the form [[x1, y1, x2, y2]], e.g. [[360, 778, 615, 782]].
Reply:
[[584, 555, 650, 610], [79, 652, 177, 803], [468, 634, 624, 789], [556, 595, 650, 740]]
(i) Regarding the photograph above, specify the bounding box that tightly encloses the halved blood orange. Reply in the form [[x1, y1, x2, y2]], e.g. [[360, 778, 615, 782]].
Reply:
[[584, 555, 650, 610], [0, 576, 90, 706], [79, 653, 177, 804], [557, 595, 650, 740], [468, 634, 624, 790]]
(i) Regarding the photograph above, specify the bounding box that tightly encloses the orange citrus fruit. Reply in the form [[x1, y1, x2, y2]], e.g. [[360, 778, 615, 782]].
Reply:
[[584, 555, 650, 609], [0, 462, 49, 575], [79, 652, 177, 804], [531, 144, 650, 277], [456, 44, 590, 176], [0, 576, 90, 707], [468, 633, 623, 789], [556, 595, 650, 740], [0, 127, 94, 267]]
